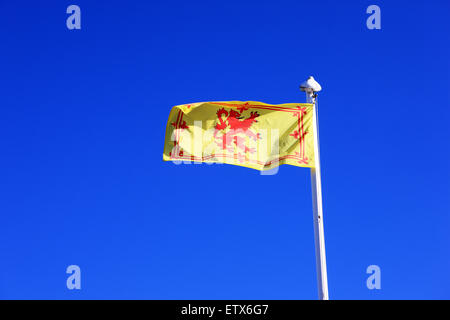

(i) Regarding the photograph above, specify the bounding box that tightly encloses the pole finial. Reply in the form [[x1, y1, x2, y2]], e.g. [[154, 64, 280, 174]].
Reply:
[[300, 76, 322, 93]]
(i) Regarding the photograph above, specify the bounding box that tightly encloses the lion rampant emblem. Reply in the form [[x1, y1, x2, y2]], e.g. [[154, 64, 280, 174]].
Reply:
[[213, 107, 261, 157]]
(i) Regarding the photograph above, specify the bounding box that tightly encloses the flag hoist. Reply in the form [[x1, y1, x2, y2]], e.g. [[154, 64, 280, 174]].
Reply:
[[163, 76, 329, 300]]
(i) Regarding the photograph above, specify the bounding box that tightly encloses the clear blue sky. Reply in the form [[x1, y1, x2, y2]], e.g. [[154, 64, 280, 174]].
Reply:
[[0, 0, 449, 299]]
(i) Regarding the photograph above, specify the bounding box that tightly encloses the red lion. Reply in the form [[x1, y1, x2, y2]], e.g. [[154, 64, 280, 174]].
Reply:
[[214, 108, 260, 153]]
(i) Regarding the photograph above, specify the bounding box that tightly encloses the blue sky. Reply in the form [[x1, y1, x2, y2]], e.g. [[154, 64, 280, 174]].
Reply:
[[0, 0, 449, 299]]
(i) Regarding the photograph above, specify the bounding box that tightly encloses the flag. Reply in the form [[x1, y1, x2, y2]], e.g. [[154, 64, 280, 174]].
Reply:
[[163, 101, 315, 171]]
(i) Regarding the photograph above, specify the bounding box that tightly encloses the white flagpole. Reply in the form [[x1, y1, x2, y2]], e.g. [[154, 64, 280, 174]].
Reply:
[[300, 76, 329, 300]]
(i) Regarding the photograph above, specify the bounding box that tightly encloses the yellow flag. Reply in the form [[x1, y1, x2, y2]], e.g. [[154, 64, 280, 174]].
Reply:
[[163, 101, 315, 171]]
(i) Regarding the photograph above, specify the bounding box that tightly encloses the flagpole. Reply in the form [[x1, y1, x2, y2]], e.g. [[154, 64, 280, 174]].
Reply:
[[300, 76, 329, 300]]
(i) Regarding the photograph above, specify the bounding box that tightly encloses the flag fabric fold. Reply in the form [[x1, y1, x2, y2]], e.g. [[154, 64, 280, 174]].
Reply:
[[163, 101, 315, 171]]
